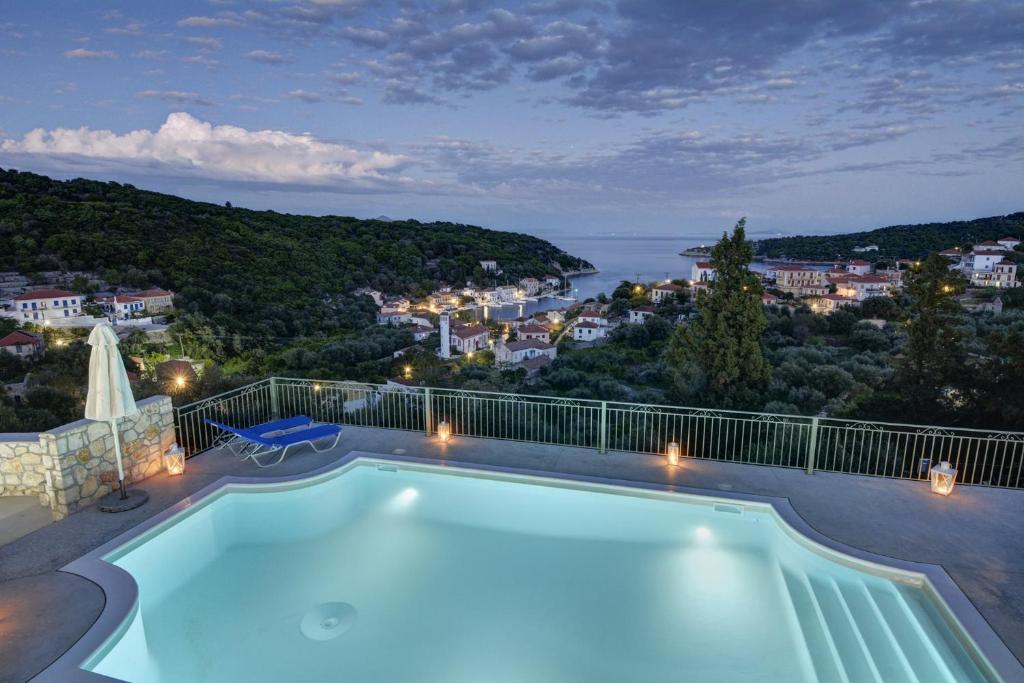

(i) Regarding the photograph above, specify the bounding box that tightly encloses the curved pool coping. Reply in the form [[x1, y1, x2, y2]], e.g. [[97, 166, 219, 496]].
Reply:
[[34, 450, 1024, 683]]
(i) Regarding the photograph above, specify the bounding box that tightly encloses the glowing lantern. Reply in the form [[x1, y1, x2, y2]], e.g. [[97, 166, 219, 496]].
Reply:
[[930, 461, 957, 496], [437, 421, 452, 443], [666, 442, 681, 467], [164, 444, 186, 476]]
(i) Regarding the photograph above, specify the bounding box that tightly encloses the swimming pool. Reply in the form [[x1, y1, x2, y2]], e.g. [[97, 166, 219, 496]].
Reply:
[[56, 456, 1008, 682]]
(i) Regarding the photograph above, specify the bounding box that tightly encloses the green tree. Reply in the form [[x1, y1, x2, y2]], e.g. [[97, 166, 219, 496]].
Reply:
[[898, 253, 967, 421], [668, 218, 769, 408]]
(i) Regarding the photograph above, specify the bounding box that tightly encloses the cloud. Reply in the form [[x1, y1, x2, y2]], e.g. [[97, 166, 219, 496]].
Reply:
[[136, 90, 215, 107], [64, 48, 116, 59], [187, 36, 223, 51], [383, 81, 445, 105], [287, 89, 323, 103], [244, 49, 289, 64], [177, 15, 241, 28], [0, 112, 410, 190]]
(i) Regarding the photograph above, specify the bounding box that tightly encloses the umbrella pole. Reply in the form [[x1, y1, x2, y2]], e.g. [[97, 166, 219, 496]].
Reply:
[[111, 417, 128, 500]]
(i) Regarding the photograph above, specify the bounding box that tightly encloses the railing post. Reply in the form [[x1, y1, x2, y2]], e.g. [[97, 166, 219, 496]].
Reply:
[[269, 377, 280, 420], [806, 416, 819, 474], [599, 401, 608, 454], [424, 387, 433, 436]]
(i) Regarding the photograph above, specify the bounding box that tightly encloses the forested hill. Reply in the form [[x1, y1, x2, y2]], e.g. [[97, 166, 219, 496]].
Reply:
[[0, 168, 591, 338], [756, 212, 1024, 261]]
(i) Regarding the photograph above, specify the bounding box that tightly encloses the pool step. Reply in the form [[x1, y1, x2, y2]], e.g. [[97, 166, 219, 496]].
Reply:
[[778, 564, 989, 683]]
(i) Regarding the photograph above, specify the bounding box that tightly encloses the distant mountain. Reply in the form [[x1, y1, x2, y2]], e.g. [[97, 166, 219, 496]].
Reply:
[[756, 213, 1024, 261], [0, 169, 591, 338]]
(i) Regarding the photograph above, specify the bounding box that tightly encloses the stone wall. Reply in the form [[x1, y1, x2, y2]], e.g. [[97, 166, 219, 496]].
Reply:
[[0, 395, 175, 520]]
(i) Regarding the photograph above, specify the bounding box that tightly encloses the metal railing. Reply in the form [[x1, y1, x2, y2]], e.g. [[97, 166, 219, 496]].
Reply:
[[174, 377, 1024, 488]]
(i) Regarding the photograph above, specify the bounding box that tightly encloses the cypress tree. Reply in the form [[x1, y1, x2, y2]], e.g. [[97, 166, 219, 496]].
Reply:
[[669, 218, 769, 408]]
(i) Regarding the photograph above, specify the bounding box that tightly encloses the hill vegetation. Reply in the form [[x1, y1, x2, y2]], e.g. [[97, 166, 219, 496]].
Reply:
[[0, 168, 591, 340], [756, 212, 1024, 261]]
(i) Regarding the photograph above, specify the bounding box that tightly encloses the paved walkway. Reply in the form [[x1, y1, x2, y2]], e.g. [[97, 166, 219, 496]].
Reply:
[[0, 496, 50, 547], [1, 426, 1022, 682]]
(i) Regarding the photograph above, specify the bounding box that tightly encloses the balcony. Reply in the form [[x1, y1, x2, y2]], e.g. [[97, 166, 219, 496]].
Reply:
[[1, 378, 1023, 681]]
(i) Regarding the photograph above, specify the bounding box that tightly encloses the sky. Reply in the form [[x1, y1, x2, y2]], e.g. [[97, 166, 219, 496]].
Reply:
[[0, 0, 1022, 241]]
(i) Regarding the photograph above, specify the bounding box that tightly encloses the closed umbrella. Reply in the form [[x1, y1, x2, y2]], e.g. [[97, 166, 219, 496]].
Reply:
[[86, 323, 142, 507]]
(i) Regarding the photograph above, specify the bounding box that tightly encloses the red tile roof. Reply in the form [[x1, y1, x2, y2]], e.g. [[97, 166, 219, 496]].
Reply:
[[695, 262, 714, 269], [505, 339, 554, 352], [134, 288, 172, 298], [0, 331, 42, 347], [451, 325, 489, 339], [633, 305, 656, 313], [654, 283, 683, 290], [847, 259, 870, 265], [575, 321, 600, 329], [973, 250, 1007, 256], [13, 289, 80, 301], [517, 324, 549, 335]]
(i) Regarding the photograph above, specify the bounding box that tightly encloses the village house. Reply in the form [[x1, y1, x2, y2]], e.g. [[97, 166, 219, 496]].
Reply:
[[518, 278, 541, 296], [476, 288, 501, 305], [690, 262, 716, 283], [494, 338, 557, 366], [970, 260, 1019, 288], [997, 236, 1020, 250], [377, 306, 411, 325], [939, 248, 963, 263], [96, 295, 145, 320], [496, 285, 518, 303], [690, 281, 710, 297], [407, 309, 433, 327], [808, 294, 861, 314], [132, 288, 175, 312], [410, 324, 435, 342], [651, 282, 684, 303], [8, 289, 84, 323], [845, 259, 872, 276], [852, 245, 878, 253], [963, 250, 1013, 280], [0, 330, 44, 358], [516, 323, 551, 343], [543, 275, 562, 290], [577, 309, 606, 326], [761, 293, 779, 305], [428, 289, 461, 309], [450, 324, 490, 354], [974, 240, 1008, 252], [572, 320, 606, 341], [480, 260, 499, 273], [774, 266, 827, 296], [629, 306, 656, 324], [545, 309, 567, 324], [835, 274, 892, 301]]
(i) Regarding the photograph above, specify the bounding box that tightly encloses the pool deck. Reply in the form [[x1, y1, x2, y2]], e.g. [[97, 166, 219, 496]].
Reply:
[[1, 426, 1023, 683]]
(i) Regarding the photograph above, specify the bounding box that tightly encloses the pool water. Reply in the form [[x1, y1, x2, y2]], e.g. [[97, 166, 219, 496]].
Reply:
[[89, 462, 993, 682]]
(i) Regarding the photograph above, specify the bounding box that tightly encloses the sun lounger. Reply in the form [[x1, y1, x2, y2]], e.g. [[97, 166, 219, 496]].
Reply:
[[206, 415, 314, 456], [205, 417, 342, 466]]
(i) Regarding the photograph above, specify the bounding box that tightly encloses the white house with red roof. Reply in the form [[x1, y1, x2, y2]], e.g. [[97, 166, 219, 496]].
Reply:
[[651, 282, 684, 303], [9, 289, 82, 322], [809, 294, 861, 314], [450, 324, 490, 354], [577, 309, 606, 326], [970, 260, 1019, 288], [690, 262, 716, 283], [975, 240, 1008, 251], [0, 330, 44, 358], [494, 338, 557, 366], [629, 305, 656, 324], [845, 259, 872, 276], [997, 237, 1020, 250], [964, 250, 1009, 275], [572, 320, 606, 341], [516, 323, 550, 343], [96, 295, 145, 320], [835, 274, 892, 301]]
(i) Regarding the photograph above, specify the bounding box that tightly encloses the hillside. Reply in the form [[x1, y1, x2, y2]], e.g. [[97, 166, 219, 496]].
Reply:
[[0, 168, 591, 339], [756, 212, 1024, 261]]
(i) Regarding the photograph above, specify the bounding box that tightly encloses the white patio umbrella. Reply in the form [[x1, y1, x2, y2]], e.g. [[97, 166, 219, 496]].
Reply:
[[85, 323, 139, 501]]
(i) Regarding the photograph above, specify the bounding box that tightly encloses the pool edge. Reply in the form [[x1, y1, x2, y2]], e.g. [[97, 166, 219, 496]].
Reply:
[[33, 451, 1024, 683]]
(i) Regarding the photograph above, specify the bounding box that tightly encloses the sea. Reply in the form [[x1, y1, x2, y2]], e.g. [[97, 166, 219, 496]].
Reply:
[[469, 234, 771, 321]]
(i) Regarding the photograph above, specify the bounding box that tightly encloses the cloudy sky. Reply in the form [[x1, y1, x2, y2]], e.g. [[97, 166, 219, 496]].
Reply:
[[1, 0, 1022, 239]]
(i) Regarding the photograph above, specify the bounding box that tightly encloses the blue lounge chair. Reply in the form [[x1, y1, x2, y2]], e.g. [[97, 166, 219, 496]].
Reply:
[[206, 417, 342, 467], [206, 415, 314, 456]]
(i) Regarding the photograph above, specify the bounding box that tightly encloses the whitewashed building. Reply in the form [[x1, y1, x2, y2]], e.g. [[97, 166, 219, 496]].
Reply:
[[573, 320, 606, 341], [10, 289, 83, 322], [690, 262, 716, 283], [97, 295, 145, 320], [629, 306, 656, 324], [480, 260, 499, 272], [997, 236, 1021, 250], [450, 324, 490, 354], [494, 338, 557, 366], [845, 259, 872, 276], [651, 282, 684, 303], [970, 260, 1019, 288]]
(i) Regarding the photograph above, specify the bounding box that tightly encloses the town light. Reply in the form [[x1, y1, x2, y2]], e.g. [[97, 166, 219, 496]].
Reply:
[[437, 420, 452, 442], [930, 461, 957, 496], [666, 442, 681, 467], [55, 338, 66, 347], [174, 375, 186, 389], [163, 444, 186, 476], [634, 285, 644, 294], [403, 365, 412, 379], [313, 383, 322, 392]]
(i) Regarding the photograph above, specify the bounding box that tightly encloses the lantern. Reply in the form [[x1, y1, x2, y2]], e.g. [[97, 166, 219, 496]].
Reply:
[[929, 461, 957, 496], [437, 421, 452, 443], [666, 442, 681, 467], [164, 444, 186, 476]]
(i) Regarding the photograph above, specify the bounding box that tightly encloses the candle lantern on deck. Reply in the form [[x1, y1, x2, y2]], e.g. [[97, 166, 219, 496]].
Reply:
[[929, 461, 957, 496], [164, 444, 186, 476], [437, 420, 452, 443], [666, 442, 681, 467]]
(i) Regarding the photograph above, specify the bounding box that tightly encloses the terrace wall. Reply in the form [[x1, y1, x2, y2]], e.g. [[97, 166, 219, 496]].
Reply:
[[0, 395, 175, 520]]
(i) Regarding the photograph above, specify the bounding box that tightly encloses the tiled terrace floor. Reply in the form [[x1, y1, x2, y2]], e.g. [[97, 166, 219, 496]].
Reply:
[[1, 426, 1023, 682]]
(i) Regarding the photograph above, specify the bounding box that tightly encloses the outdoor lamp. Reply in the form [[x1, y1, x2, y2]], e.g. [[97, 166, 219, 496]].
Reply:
[[437, 420, 452, 442], [929, 461, 957, 496], [666, 442, 681, 467], [164, 444, 186, 476]]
